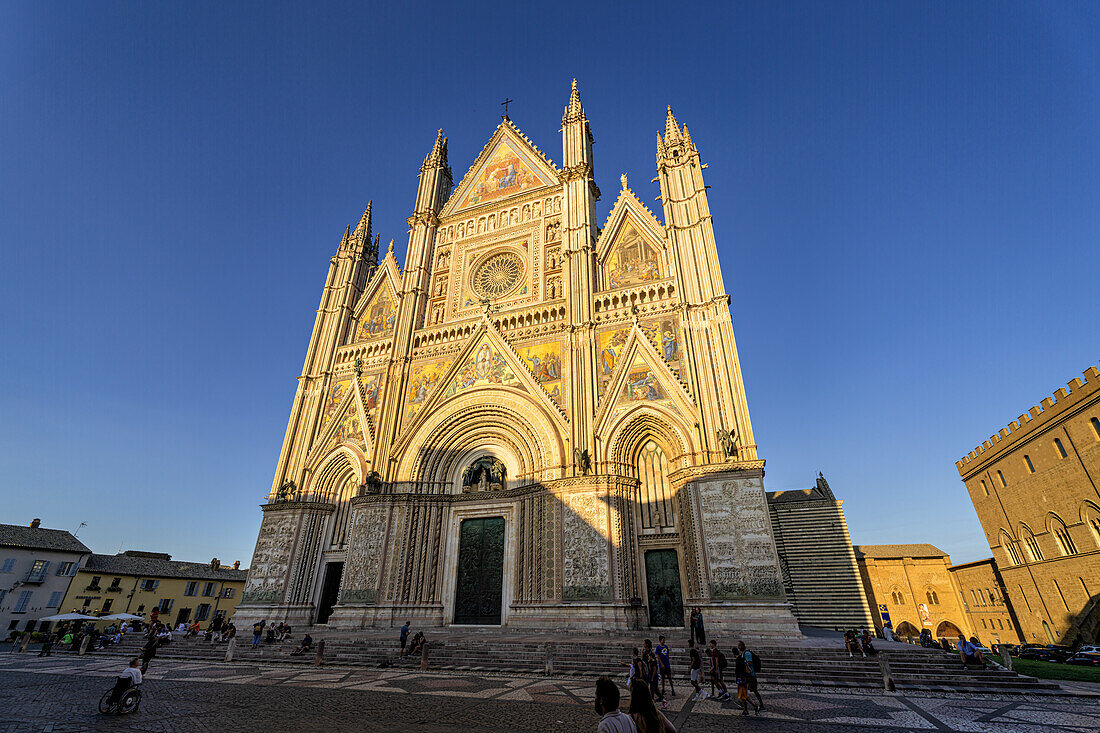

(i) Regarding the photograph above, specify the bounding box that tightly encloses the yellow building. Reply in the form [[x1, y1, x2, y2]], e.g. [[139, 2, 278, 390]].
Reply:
[[61, 551, 248, 628], [948, 558, 1023, 646], [855, 544, 971, 641], [957, 364, 1100, 645]]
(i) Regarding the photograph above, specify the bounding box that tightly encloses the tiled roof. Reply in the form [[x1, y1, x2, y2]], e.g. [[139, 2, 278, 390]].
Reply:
[[854, 544, 948, 559], [767, 488, 830, 504], [83, 553, 248, 581], [0, 524, 90, 554]]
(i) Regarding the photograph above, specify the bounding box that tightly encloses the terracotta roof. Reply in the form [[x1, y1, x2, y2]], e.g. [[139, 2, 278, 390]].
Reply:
[[854, 544, 948, 559], [83, 553, 248, 581], [0, 523, 90, 554]]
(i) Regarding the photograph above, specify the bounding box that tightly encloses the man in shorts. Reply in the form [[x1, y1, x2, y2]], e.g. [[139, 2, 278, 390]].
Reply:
[[737, 640, 764, 711], [688, 639, 705, 700]]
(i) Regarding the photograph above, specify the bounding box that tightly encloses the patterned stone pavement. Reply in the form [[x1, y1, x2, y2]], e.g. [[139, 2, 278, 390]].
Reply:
[[0, 654, 1098, 732]]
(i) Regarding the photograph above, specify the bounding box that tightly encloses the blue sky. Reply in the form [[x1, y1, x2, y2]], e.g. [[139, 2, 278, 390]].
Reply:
[[1, 1, 1097, 567]]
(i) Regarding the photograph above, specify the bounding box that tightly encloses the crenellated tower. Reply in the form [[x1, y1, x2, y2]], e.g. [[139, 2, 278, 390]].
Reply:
[[656, 107, 758, 460]]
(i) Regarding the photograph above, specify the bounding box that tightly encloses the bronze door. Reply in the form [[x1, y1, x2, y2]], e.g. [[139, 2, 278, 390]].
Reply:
[[453, 517, 505, 625], [644, 549, 685, 627]]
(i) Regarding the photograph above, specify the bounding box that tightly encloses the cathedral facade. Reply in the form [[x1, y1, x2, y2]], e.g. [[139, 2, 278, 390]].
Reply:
[[237, 83, 799, 635]]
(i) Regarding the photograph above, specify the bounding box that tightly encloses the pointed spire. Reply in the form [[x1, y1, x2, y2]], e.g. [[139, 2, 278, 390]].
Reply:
[[563, 78, 585, 123], [353, 200, 373, 241], [664, 105, 681, 143], [655, 131, 666, 161], [423, 128, 448, 170]]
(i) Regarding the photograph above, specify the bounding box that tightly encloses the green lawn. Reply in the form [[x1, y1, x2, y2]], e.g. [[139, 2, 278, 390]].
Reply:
[[1010, 656, 1100, 683]]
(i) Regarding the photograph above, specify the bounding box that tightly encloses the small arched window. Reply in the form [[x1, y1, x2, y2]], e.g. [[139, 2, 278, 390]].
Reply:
[[1084, 504, 1100, 547], [997, 470, 1007, 487], [1050, 515, 1078, 556], [1092, 416, 1100, 440], [925, 590, 939, 605], [1053, 438, 1068, 458], [1024, 454, 1036, 473], [981, 479, 989, 496], [1001, 531, 1023, 565], [1021, 525, 1045, 562]]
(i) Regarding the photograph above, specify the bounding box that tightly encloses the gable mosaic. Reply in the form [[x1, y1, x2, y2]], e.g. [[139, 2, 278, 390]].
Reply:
[[605, 219, 662, 289], [459, 140, 548, 210], [356, 287, 396, 342]]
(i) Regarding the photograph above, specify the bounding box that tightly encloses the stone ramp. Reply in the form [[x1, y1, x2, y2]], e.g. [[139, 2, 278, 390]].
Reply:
[[69, 631, 1065, 695]]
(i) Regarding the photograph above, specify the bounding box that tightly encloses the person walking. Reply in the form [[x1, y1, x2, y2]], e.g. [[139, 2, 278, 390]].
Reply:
[[707, 640, 729, 701], [655, 636, 675, 699], [733, 643, 760, 716], [736, 641, 764, 711], [643, 647, 664, 708], [399, 621, 410, 658], [595, 676, 637, 733], [687, 639, 704, 701], [628, 679, 676, 733], [620, 648, 642, 687], [139, 625, 160, 674]]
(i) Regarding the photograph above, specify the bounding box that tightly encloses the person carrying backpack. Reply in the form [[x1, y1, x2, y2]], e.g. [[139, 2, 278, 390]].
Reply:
[[707, 640, 730, 700], [736, 641, 764, 712]]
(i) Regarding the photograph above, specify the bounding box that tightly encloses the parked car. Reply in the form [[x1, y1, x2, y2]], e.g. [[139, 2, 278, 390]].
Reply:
[[1066, 652, 1100, 667], [1018, 644, 1056, 661], [1046, 645, 1076, 663], [1077, 645, 1100, 654]]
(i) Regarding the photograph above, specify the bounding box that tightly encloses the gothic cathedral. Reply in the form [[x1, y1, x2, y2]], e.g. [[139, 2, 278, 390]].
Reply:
[[239, 82, 799, 635]]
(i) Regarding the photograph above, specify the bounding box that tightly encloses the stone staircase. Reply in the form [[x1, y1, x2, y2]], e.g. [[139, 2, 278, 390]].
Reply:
[[70, 631, 1064, 695]]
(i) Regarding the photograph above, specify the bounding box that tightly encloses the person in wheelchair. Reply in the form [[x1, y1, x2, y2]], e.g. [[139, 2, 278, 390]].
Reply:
[[107, 657, 143, 705]]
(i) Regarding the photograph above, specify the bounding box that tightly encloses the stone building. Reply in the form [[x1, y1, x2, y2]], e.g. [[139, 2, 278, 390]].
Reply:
[[948, 558, 1023, 646], [956, 364, 1100, 645], [0, 519, 90, 635], [855, 544, 971, 641], [237, 83, 799, 635], [60, 551, 248, 628], [767, 474, 875, 631]]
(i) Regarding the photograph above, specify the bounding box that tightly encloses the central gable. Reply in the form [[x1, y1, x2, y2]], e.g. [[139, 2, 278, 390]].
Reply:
[[445, 122, 558, 217]]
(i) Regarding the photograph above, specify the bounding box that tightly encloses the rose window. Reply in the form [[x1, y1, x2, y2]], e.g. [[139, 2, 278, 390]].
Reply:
[[473, 251, 525, 299]]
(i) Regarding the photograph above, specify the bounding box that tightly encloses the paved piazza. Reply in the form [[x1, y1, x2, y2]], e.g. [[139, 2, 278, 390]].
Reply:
[[0, 655, 1097, 732]]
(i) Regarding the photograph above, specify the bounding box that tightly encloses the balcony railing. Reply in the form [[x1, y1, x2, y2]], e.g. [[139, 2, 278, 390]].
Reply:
[[23, 571, 48, 584]]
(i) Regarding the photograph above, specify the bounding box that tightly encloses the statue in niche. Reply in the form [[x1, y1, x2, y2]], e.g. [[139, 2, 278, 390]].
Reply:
[[461, 456, 506, 492]]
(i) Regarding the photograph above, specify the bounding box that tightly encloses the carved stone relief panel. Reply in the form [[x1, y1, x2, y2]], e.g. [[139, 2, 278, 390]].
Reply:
[[340, 503, 389, 604], [561, 491, 611, 601], [695, 477, 783, 599], [242, 510, 298, 604]]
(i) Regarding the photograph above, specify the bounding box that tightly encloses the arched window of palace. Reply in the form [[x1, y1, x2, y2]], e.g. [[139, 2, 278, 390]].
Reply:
[[1083, 503, 1100, 548], [635, 440, 676, 532], [1020, 525, 1044, 562], [1049, 514, 1078, 556], [926, 590, 939, 605], [462, 456, 506, 493], [1001, 531, 1023, 565]]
